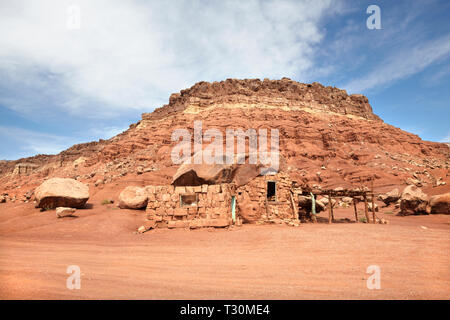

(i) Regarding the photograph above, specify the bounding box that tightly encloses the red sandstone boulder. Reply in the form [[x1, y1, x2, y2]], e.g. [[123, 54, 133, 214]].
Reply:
[[35, 178, 89, 209], [428, 193, 450, 214], [172, 152, 285, 187], [400, 185, 428, 215], [56, 207, 76, 218], [379, 188, 400, 206], [118, 186, 148, 209], [298, 196, 325, 213]]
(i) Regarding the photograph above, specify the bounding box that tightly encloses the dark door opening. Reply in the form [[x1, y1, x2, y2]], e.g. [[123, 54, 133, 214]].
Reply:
[[267, 181, 276, 202]]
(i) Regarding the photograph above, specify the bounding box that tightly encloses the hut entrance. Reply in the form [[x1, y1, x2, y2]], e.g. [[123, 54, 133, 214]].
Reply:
[[267, 181, 276, 202]]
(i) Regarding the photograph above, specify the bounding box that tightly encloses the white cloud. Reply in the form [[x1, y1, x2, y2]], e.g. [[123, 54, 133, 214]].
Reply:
[[0, 0, 337, 118], [0, 124, 129, 159], [82, 125, 128, 140], [0, 125, 78, 158], [344, 35, 450, 93], [440, 132, 450, 143]]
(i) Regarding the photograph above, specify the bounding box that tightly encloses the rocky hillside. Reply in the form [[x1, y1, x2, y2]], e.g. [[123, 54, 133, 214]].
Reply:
[[0, 78, 449, 203]]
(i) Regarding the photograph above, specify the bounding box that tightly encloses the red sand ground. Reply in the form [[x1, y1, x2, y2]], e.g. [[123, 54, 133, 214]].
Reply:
[[0, 195, 449, 300]]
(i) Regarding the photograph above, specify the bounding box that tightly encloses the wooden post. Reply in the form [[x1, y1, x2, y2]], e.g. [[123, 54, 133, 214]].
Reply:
[[353, 198, 358, 222], [371, 179, 376, 224], [289, 191, 299, 221], [371, 193, 376, 224], [364, 194, 369, 223], [331, 200, 335, 222], [328, 194, 332, 224]]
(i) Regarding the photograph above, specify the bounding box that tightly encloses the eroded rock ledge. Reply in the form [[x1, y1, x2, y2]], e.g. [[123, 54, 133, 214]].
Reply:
[[142, 78, 381, 121]]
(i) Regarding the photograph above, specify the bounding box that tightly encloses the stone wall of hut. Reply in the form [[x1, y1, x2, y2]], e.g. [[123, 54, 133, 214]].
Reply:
[[235, 172, 296, 224], [144, 172, 299, 229], [145, 184, 233, 229]]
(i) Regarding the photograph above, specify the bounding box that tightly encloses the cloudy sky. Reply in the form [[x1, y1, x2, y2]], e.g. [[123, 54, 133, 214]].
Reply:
[[0, 0, 449, 160]]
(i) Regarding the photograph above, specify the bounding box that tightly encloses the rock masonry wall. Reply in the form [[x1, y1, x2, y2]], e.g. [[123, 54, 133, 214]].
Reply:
[[144, 172, 299, 229], [235, 172, 296, 224], [145, 184, 233, 229]]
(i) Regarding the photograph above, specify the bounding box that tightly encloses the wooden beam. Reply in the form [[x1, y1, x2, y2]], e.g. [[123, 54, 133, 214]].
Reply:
[[364, 194, 369, 223], [289, 191, 299, 221], [331, 201, 335, 222], [371, 179, 376, 224], [371, 193, 376, 224]]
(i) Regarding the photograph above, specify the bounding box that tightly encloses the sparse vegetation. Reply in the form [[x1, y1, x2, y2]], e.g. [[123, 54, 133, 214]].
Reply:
[[359, 217, 367, 223], [101, 199, 113, 205]]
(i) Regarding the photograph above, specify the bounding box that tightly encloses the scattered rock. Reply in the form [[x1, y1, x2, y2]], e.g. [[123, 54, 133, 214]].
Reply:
[[94, 179, 104, 187], [56, 207, 76, 218], [118, 186, 148, 209], [24, 190, 34, 200], [368, 202, 379, 212], [341, 197, 353, 204], [137, 225, 147, 233], [35, 178, 90, 209], [406, 177, 422, 187], [378, 188, 400, 206]]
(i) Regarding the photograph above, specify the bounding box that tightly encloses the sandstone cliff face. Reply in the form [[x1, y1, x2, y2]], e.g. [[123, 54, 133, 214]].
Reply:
[[0, 79, 448, 201], [143, 78, 381, 121]]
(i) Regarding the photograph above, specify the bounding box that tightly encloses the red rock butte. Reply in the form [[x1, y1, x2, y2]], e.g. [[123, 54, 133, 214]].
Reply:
[[0, 78, 449, 201]]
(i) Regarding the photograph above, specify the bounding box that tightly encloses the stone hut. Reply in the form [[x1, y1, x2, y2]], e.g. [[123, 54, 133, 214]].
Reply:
[[145, 156, 300, 229]]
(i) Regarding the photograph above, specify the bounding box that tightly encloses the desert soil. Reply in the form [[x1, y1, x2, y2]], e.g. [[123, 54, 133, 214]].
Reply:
[[0, 198, 449, 300]]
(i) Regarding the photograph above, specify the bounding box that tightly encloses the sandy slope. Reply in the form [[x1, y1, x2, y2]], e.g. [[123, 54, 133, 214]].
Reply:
[[0, 198, 449, 300]]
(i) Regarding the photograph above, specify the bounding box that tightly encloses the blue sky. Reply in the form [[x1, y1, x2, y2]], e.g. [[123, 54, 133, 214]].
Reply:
[[0, 0, 449, 160]]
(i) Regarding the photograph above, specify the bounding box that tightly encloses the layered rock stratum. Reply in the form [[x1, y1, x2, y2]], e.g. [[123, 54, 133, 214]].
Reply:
[[0, 78, 449, 202]]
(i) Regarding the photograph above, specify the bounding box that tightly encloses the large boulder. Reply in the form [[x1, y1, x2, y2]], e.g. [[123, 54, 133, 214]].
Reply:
[[298, 196, 325, 213], [35, 178, 89, 209], [118, 186, 148, 209], [400, 185, 428, 215], [379, 188, 400, 206], [317, 196, 336, 208], [172, 152, 286, 187], [428, 193, 450, 214]]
